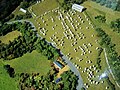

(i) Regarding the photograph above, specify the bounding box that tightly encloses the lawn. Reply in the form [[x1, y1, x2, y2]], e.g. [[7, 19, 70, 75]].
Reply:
[[4, 50, 51, 75], [30, 0, 59, 16], [0, 30, 21, 44], [0, 61, 19, 90]]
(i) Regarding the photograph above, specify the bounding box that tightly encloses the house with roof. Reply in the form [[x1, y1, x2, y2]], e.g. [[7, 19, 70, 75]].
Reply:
[[20, 8, 27, 13], [53, 61, 64, 70], [72, 4, 84, 12]]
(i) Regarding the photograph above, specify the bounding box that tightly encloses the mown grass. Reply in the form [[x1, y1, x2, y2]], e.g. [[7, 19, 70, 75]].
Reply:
[[31, 0, 59, 15], [0, 61, 19, 90], [4, 50, 51, 75], [30, 2, 112, 89], [0, 30, 21, 44]]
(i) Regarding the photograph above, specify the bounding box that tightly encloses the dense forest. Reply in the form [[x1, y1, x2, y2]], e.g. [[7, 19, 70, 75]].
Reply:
[[19, 70, 78, 90], [92, 0, 120, 11], [0, 21, 59, 61], [0, 0, 22, 20], [0, 0, 39, 21]]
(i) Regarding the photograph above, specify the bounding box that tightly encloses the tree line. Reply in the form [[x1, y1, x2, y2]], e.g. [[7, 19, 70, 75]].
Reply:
[[15, 11, 32, 20], [4, 64, 15, 78], [0, 0, 22, 20], [19, 70, 78, 90], [96, 47, 103, 70], [92, 0, 120, 11], [110, 18, 120, 34], [57, 0, 86, 10], [0, 21, 59, 61], [95, 15, 106, 23], [20, 0, 40, 9], [0, 0, 39, 23], [0, 22, 37, 60], [95, 28, 120, 84]]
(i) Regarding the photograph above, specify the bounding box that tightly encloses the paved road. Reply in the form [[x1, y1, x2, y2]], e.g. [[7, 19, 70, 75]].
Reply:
[[62, 55, 84, 90], [6, 20, 85, 90]]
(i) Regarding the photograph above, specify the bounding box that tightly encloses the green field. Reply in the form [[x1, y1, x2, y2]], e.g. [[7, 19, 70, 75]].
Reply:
[[0, 61, 19, 90], [32, 0, 58, 15], [1, 0, 119, 89], [0, 50, 51, 90], [28, 0, 114, 89], [0, 30, 21, 44], [4, 50, 51, 75]]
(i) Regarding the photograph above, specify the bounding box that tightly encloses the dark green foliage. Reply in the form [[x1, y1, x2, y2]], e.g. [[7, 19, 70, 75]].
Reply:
[[0, 14, 14, 24], [20, 0, 40, 9], [19, 70, 78, 90], [0, 21, 59, 61], [96, 47, 103, 69], [58, 0, 86, 10], [106, 77, 116, 90], [35, 38, 59, 61], [116, 0, 120, 11], [92, 0, 120, 11], [0, 22, 37, 60], [15, 11, 32, 20], [95, 15, 106, 23], [110, 18, 120, 33], [0, 23, 18, 36], [95, 28, 120, 84], [61, 70, 78, 90], [4, 64, 15, 78], [0, 0, 22, 20]]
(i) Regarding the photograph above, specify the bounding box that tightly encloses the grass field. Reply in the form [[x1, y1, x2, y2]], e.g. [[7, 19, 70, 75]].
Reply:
[[0, 30, 21, 44], [82, 1, 120, 55], [4, 50, 51, 75], [0, 61, 19, 90], [30, 0, 58, 16], [28, 1, 114, 89], [3, 0, 119, 89]]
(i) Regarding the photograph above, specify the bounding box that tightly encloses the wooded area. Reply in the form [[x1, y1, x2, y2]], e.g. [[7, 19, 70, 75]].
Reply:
[[110, 18, 120, 33], [0, 0, 22, 20], [19, 70, 78, 90], [0, 21, 59, 61], [92, 0, 120, 11], [57, 0, 86, 10]]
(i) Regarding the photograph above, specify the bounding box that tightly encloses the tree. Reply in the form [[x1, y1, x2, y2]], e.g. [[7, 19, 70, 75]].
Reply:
[[4, 64, 15, 78], [110, 18, 120, 33]]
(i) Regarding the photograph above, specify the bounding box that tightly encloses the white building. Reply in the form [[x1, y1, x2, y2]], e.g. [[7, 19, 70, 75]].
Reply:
[[20, 8, 27, 13], [72, 4, 84, 12]]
